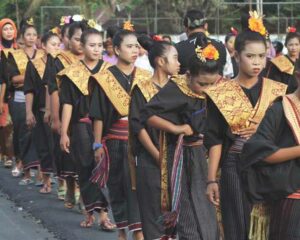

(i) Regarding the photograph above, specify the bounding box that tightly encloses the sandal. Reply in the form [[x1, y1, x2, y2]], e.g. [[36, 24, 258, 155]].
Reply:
[[80, 214, 95, 228], [99, 218, 116, 232], [39, 184, 51, 194], [18, 178, 34, 186], [12, 167, 23, 177], [4, 158, 13, 168], [57, 187, 66, 201], [64, 192, 75, 209]]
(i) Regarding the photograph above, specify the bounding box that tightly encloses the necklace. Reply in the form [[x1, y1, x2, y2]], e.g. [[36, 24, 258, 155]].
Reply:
[[119, 69, 133, 85]]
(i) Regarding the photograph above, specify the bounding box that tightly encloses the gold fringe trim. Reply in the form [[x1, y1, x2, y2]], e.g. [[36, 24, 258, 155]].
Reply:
[[249, 203, 270, 240]]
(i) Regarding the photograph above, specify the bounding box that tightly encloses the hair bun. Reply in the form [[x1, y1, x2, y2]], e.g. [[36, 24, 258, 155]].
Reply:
[[137, 34, 154, 52]]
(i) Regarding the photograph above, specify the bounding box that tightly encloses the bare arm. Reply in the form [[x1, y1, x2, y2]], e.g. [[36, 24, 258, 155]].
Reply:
[[138, 129, 159, 165], [60, 104, 72, 153], [264, 146, 300, 164], [0, 83, 6, 113], [93, 120, 105, 162], [50, 90, 61, 133], [43, 86, 51, 124], [147, 115, 193, 136]]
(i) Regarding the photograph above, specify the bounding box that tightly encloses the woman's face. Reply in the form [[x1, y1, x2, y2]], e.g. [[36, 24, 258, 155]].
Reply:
[[43, 36, 61, 55], [2, 23, 15, 41], [23, 27, 37, 47], [69, 28, 83, 55], [235, 41, 266, 78], [286, 37, 300, 59], [188, 72, 218, 94], [225, 36, 236, 54], [82, 34, 103, 61], [159, 45, 180, 75], [115, 34, 139, 64]]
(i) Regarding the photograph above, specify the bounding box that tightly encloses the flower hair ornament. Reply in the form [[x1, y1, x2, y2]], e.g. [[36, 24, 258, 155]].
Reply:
[[287, 26, 297, 33], [152, 35, 163, 41], [123, 20, 135, 31], [230, 27, 238, 36], [195, 43, 219, 63], [87, 19, 102, 31], [60, 16, 71, 26], [72, 14, 85, 22], [248, 10, 266, 36], [26, 17, 34, 26], [50, 27, 60, 35]]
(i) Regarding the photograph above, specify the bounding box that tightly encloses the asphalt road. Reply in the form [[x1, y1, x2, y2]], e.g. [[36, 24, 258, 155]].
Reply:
[[0, 165, 119, 240]]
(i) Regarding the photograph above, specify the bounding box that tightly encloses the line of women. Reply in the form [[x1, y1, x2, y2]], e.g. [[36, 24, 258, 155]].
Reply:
[[0, 9, 299, 240]]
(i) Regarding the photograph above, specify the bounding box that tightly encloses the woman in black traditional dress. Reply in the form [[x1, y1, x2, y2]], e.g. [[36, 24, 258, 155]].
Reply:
[[266, 28, 300, 93], [240, 69, 300, 240], [141, 34, 220, 240], [24, 31, 61, 193], [204, 12, 288, 240], [7, 18, 44, 185], [89, 28, 151, 240], [46, 20, 86, 207], [129, 36, 179, 240], [59, 28, 115, 230]]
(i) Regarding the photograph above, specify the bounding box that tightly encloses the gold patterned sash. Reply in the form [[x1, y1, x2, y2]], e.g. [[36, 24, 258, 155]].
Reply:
[[32, 57, 46, 80], [134, 77, 159, 102], [57, 51, 79, 68], [171, 75, 205, 99], [57, 61, 111, 96], [282, 94, 300, 144], [271, 55, 294, 75], [91, 67, 152, 116], [9, 49, 44, 75], [205, 78, 287, 133], [1, 48, 15, 58]]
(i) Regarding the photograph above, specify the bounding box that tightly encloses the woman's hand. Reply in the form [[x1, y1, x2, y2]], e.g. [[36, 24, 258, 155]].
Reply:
[[94, 147, 105, 163], [60, 133, 70, 153], [26, 111, 36, 130], [174, 124, 194, 136], [206, 182, 220, 206]]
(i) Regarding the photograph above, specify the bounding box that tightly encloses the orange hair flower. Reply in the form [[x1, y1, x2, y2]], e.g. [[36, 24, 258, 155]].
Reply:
[[123, 21, 134, 31], [248, 11, 266, 36], [195, 44, 219, 62]]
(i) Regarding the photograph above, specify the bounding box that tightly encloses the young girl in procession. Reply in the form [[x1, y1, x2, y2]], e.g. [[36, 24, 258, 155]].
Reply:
[[24, 31, 61, 193], [204, 12, 288, 240], [129, 36, 178, 240], [0, 18, 17, 169], [140, 34, 220, 240], [266, 28, 300, 93], [225, 28, 239, 78], [59, 27, 115, 230], [89, 28, 151, 240], [6, 18, 44, 185], [46, 19, 85, 206], [240, 66, 300, 240]]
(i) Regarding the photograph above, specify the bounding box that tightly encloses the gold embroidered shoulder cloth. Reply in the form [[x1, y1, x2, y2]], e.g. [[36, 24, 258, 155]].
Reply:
[[91, 67, 152, 116], [204, 78, 287, 133], [271, 55, 294, 75], [9, 49, 28, 75], [135, 77, 159, 102], [1, 48, 15, 58], [57, 61, 91, 95], [32, 57, 46, 80], [282, 94, 300, 144], [171, 75, 205, 99], [57, 51, 78, 68]]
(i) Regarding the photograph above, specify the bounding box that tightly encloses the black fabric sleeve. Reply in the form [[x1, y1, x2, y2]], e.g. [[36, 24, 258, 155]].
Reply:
[[203, 97, 227, 150], [89, 83, 106, 121], [240, 102, 282, 170], [129, 86, 147, 136], [141, 81, 188, 125], [59, 77, 76, 105], [23, 61, 36, 94]]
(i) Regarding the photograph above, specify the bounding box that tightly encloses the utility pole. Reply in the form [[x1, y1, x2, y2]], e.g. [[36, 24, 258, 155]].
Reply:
[[257, 0, 263, 15], [154, 0, 158, 33], [15, 0, 20, 27]]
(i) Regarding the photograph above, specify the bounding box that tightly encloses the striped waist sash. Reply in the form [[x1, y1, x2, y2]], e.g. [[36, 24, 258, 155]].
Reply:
[[228, 137, 247, 153], [90, 120, 128, 188]]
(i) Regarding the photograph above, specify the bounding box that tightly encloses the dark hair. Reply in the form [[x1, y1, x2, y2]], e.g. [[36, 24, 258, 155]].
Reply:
[[183, 9, 206, 30], [107, 25, 121, 39], [41, 31, 60, 45], [138, 34, 173, 68], [272, 40, 284, 55], [285, 32, 300, 46], [20, 21, 37, 36], [61, 24, 70, 38], [68, 21, 88, 39], [225, 33, 236, 44], [162, 35, 172, 42], [112, 29, 136, 48], [234, 30, 266, 53], [80, 28, 102, 45], [188, 33, 219, 76]]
